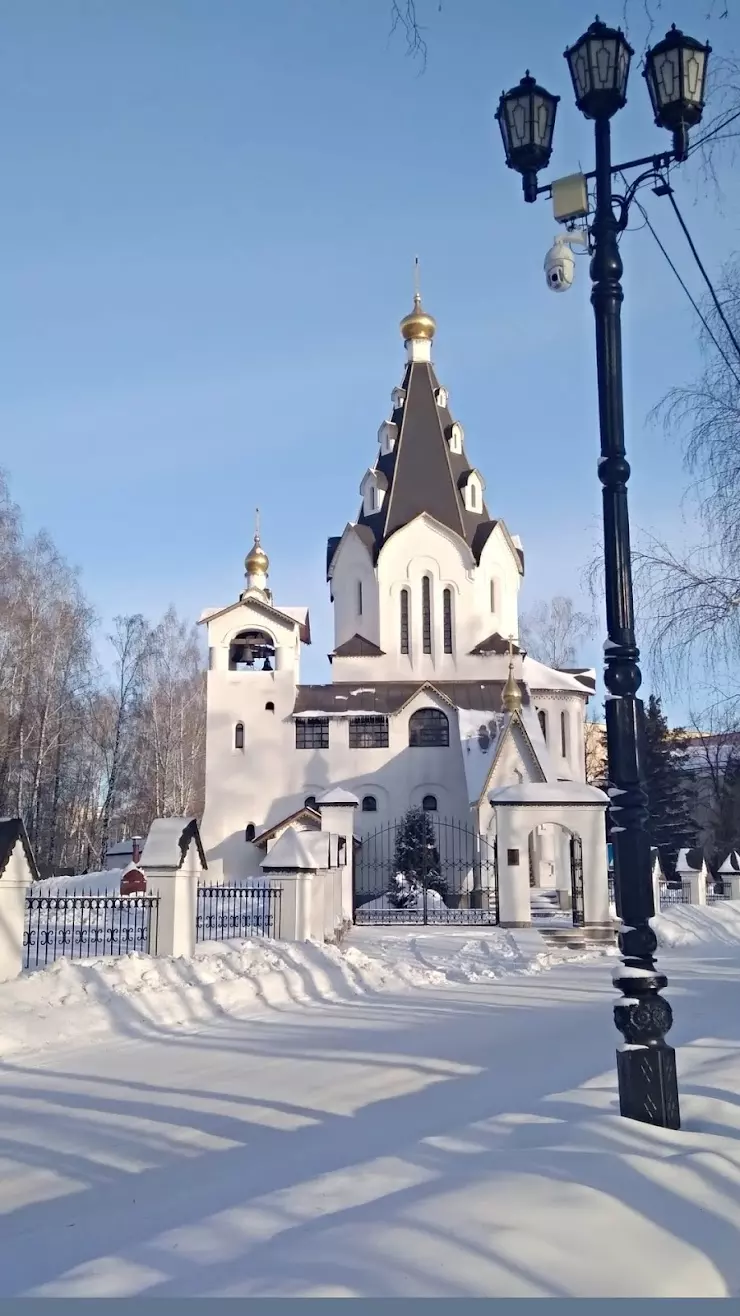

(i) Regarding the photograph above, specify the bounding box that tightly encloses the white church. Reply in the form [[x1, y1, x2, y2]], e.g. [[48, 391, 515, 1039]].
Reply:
[[199, 290, 610, 927]]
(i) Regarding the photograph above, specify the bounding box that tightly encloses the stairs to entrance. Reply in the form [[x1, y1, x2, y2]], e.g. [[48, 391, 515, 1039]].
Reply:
[[529, 888, 569, 925]]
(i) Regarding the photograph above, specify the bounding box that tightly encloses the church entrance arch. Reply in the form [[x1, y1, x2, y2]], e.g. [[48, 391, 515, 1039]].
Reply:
[[354, 816, 499, 925], [489, 782, 610, 930], [524, 821, 585, 928]]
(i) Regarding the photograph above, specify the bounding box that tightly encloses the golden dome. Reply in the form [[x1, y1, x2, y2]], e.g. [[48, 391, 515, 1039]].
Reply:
[[245, 536, 269, 576], [502, 660, 522, 714], [400, 292, 436, 342]]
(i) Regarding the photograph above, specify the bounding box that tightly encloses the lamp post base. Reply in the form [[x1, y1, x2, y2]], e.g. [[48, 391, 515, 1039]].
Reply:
[[616, 1044, 680, 1129]]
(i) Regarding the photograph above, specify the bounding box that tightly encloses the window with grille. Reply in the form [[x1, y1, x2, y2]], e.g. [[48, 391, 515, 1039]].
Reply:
[[400, 588, 410, 654], [422, 577, 432, 654], [422, 794, 438, 811], [295, 718, 329, 749], [349, 716, 389, 749], [362, 795, 377, 812], [443, 588, 453, 654], [409, 708, 449, 748]]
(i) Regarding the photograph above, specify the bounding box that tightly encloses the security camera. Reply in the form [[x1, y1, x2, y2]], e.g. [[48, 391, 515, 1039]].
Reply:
[[544, 231, 588, 293]]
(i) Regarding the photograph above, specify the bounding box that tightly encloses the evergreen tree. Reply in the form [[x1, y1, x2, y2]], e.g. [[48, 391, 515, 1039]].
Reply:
[[642, 694, 697, 876], [390, 807, 446, 906]]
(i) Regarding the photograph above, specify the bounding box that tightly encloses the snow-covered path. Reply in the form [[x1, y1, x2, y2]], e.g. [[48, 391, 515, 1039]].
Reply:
[[1, 935, 740, 1297]]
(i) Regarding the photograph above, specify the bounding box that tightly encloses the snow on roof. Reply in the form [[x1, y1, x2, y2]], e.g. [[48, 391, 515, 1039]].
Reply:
[[316, 787, 359, 809], [489, 781, 608, 806], [261, 826, 329, 871], [719, 851, 740, 875], [458, 708, 506, 804], [140, 818, 207, 870], [518, 707, 560, 784], [521, 656, 594, 695]]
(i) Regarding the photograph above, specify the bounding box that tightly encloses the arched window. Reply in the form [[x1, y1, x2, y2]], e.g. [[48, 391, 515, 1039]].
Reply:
[[229, 629, 276, 672], [400, 588, 410, 655], [265, 701, 275, 712], [470, 483, 478, 510], [560, 709, 570, 759], [422, 576, 432, 654], [305, 795, 317, 810], [245, 823, 256, 842], [538, 709, 548, 741], [234, 722, 245, 750], [409, 708, 449, 748], [443, 588, 453, 654], [422, 794, 438, 812], [362, 795, 377, 812]]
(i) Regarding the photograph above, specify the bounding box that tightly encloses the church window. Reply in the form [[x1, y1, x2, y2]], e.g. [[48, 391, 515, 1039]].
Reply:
[[234, 722, 245, 750], [245, 823, 256, 842], [362, 795, 377, 812], [305, 795, 317, 809], [422, 794, 438, 812], [449, 422, 463, 454], [409, 708, 449, 748], [422, 577, 432, 654], [349, 716, 389, 749], [357, 581, 363, 615], [470, 483, 478, 510], [265, 701, 275, 712], [560, 710, 570, 759], [435, 386, 448, 408], [490, 580, 496, 613], [295, 719, 329, 750], [443, 589, 453, 654], [538, 709, 548, 742], [400, 588, 410, 654]]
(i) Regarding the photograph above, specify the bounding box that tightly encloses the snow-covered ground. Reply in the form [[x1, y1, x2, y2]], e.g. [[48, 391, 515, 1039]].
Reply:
[[1, 909, 740, 1295]]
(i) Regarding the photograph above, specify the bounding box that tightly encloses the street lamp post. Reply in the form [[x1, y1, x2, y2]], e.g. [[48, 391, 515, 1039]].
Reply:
[[496, 18, 711, 1131]]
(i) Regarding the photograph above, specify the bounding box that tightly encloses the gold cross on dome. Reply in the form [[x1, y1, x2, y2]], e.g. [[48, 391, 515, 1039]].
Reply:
[[507, 634, 514, 660]]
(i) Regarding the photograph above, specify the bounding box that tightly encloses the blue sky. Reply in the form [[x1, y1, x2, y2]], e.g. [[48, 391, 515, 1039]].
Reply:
[[1, 0, 738, 718]]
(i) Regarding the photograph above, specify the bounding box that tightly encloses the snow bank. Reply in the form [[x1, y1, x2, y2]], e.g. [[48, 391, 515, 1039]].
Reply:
[[0, 926, 614, 1062], [36, 869, 124, 895], [652, 899, 740, 947]]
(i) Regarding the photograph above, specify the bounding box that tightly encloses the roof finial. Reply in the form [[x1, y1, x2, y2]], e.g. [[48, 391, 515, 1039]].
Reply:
[[400, 259, 436, 346], [502, 634, 522, 714], [245, 507, 269, 584]]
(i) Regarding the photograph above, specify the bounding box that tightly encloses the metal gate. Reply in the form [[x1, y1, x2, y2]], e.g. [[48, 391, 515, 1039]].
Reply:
[[570, 833, 585, 927], [354, 815, 499, 925]]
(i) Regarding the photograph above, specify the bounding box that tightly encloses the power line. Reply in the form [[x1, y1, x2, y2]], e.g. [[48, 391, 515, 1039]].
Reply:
[[631, 194, 740, 389], [688, 107, 740, 155], [665, 188, 740, 364]]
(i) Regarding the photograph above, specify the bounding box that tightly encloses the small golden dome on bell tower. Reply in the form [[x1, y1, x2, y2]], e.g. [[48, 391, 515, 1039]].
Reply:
[[244, 508, 269, 580]]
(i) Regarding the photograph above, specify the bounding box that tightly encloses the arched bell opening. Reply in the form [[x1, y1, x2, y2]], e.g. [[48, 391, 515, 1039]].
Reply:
[[228, 629, 276, 672]]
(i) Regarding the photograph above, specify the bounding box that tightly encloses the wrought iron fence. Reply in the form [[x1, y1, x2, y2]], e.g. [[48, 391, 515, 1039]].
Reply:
[[24, 888, 160, 971], [354, 816, 498, 925], [608, 873, 615, 906], [658, 881, 692, 906], [707, 879, 731, 904], [196, 883, 281, 942]]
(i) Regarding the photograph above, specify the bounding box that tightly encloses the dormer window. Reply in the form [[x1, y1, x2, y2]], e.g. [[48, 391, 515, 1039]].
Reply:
[[360, 468, 388, 516], [435, 386, 449, 408], [378, 421, 398, 455], [448, 422, 464, 455], [459, 469, 485, 514], [391, 387, 406, 411]]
